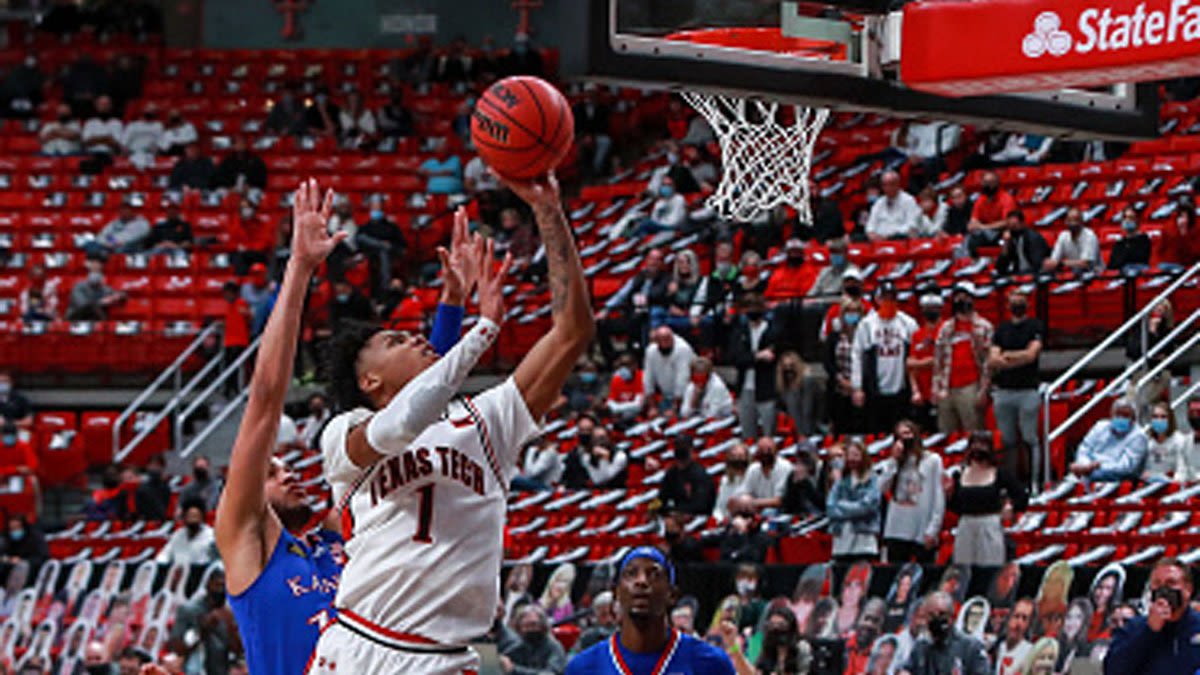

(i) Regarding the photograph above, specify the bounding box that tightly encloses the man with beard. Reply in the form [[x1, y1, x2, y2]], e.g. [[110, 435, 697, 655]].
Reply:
[[566, 547, 734, 674], [899, 592, 990, 675], [845, 598, 886, 674]]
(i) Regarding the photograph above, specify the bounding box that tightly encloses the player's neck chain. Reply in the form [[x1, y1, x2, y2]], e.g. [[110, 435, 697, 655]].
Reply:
[[608, 628, 680, 675]]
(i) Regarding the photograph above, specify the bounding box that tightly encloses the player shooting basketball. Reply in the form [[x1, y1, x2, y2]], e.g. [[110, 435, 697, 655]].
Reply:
[[312, 171, 593, 673], [215, 179, 485, 675]]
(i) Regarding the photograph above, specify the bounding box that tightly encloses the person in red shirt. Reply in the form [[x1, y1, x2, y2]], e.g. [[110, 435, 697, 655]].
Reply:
[[234, 196, 277, 273], [605, 353, 645, 422], [765, 238, 818, 302], [843, 598, 886, 675], [932, 283, 994, 432], [1162, 208, 1200, 268], [383, 277, 424, 333], [0, 424, 36, 476], [221, 281, 252, 396], [966, 171, 1017, 257], [907, 293, 943, 432]]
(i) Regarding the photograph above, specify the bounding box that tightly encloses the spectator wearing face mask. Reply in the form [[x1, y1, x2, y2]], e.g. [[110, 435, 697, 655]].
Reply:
[[988, 287, 1044, 482], [851, 280, 918, 434], [781, 449, 823, 516], [659, 436, 716, 516], [0, 515, 46, 572], [171, 568, 241, 675], [1045, 208, 1102, 272], [66, 257, 126, 321], [133, 455, 171, 521], [561, 414, 598, 490], [636, 176, 689, 237], [729, 294, 779, 439], [605, 354, 645, 421], [866, 171, 923, 241], [825, 296, 867, 436], [680, 357, 733, 420], [1104, 557, 1200, 675], [81, 96, 123, 165], [883, 420, 945, 564], [824, 439, 882, 564], [718, 496, 771, 565], [329, 279, 375, 324], [1069, 399, 1148, 482], [156, 499, 216, 566], [966, 171, 1017, 257], [932, 282, 992, 433], [757, 606, 811, 675], [0, 423, 36, 475], [122, 103, 163, 169], [907, 293, 942, 432], [213, 135, 267, 191], [765, 238, 818, 301], [916, 186, 949, 238], [354, 197, 407, 295], [937, 186, 972, 237], [995, 209, 1050, 276], [644, 325, 697, 413], [808, 238, 860, 301], [946, 432, 1027, 566], [502, 604, 566, 675], [899, 592, 990, 675], [690, 242, 740, 335], [1108, 207, 1151, 272], [1142, 401, 1194, 481], [714, 442, 752, 521], [562, 359, 604, 414], [0, 371, 32, 431], [145, 196, 194, 254], [583, 426, 627, 489], [179, 456, 222, 514]]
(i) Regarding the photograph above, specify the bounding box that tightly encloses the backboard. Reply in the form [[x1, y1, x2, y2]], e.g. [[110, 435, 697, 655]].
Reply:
[[555, 0, 1159, 140]]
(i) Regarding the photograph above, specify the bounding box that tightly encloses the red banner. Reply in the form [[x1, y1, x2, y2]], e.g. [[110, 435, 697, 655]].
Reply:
[[901, 0, 1200, 97]]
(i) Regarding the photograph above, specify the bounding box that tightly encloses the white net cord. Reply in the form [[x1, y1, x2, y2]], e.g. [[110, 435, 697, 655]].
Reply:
[[682, 92, 829, 224]]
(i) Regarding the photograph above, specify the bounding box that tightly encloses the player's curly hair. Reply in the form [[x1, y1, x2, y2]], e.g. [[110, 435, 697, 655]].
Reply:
[[327, 319, 383, 412]]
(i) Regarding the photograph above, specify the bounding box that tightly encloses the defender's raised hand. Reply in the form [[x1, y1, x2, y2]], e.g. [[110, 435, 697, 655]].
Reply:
[[290, 178, 346, 270]]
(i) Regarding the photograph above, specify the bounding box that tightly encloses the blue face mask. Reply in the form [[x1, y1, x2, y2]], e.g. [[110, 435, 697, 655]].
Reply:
[[1122, 219, 1138, 233], [579, 372, 597, 384], [0, 435, 13, 447], [370, 209, 384, 221], [843, 312, 860, 327], [9, 529, 23, 542], [616, 366, 633, 381], [830, 253, 846, 268], [1111, 417, 1132, 434], [659, 186, 674, 198], [336, 293, 350, 303], [1151, 419, 1169, 435]]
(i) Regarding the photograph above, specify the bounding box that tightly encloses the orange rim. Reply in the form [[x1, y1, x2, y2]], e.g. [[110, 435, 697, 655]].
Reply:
[[664, 27, 847, 61]]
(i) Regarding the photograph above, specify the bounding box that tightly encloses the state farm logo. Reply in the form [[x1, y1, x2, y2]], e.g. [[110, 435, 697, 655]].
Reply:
[[1023, 11, 1072, 57], [1022, 1, 1200, 59]]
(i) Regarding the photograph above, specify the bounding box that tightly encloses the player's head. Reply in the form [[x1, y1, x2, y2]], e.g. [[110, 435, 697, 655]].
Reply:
[[264, 456, 312, 532], [329, 319, 437, 411], [615, 547, 677, 626]]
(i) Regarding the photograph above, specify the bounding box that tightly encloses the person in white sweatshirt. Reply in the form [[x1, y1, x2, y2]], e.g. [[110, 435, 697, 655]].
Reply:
[[680, 356, 734, 419], [643, 325, 697, 413], [851, 280, 918, 434], [882, 419, 945, 564], [1141, 401, 1194, 482]]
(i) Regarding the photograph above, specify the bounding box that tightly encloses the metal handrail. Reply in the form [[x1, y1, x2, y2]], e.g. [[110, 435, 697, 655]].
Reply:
[[174, 334, 263, 457], [112, 323, 223, 463], [1041, 261, 1200, 483], [179, 388, 250, 459], [1134, 328, 1200, 396]]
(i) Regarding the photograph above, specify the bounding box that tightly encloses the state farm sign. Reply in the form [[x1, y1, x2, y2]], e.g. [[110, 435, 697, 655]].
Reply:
[[902, 0, 1200, 96]]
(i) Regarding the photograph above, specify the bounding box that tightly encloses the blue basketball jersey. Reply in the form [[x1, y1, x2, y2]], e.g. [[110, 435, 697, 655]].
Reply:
[[566, 629, 736, 675], [229, 528, 343, 674]]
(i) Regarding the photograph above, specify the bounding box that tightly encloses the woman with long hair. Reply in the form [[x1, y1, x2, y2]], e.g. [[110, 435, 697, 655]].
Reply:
[[826, 439, 882, 564], [883, 563, 923, 634], [1142, 401, 1193, 481], [654, 248, 704, 338], [946, 431, 1028, 566], [538, 563, 576, 624], [1055, 598, 1093, 673], [1023, 637, 1059, 675], [1088, 564, 1125, 640], [756, 605, 811, 675], [882, 419, 946, 564], [824, 297, 867, 435]]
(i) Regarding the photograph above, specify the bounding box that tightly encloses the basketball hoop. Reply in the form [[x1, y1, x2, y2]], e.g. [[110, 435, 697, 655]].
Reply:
[[683, 91, 828, 224]]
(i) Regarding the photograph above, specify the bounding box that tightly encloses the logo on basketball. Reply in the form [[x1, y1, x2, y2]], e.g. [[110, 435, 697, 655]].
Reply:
[[1023, 11, 1072, 58]]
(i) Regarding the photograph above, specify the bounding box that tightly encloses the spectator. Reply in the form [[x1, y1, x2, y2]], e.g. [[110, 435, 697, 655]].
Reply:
[[745, 437, 794, 511], [133, 455, 170, 521], [155, 499, 216, 566], [995, 209, 1051, 276], [781, 449, 823, 516], [304, 85, 341, 137], [846, 598, 887, 675], [0, 515, 47, 572], [764, 238, 816, 302], [502, 604, 566, 675], [966, 171, 1017, 256], [1162, 209, 1200, 268], [729, 294, 779, 439], [296, 393, 330, 449], [121, 103, 163, 168], [39, 103, 82, 155], [899, 592, 990, 675], [995, 598, 1034, 675], [715, 442, 751, 521], [66, 257, 126, 320], [88, 200, 151, 257], [690, 241, 739, 327], [809, 180, 847, 242], [907, 293, 942, 432], [659, 436, 716, 516], [582, 427, 627, 489], [419, 143, 464, 194], [159, 108, 198, 156], [636, 176, 688, 236], [807, 238, 860, 299], [825, 439, 882, 564], [562, 359, 604, 414], [717, 494, 771, 563], [168, 142, 215, 191], [265, 86, 308, 136], [651, 249, 703, 336], [916, 186, 948, 238], [179, 456, 222, 513], [1045, 207, 1102, 272], [574, 85, 612, 177], [882, 420, 945, 564], [213, 135, 267, 191], [818, 267, 870, 342], [495, 208, 539, 265], [1104, 557, 1200, 675], [145, 196, 194, 253], [574, 591, 616, 654], [503, 33, 546, 77], [2, 54, 44, 119], [338, 90, 377, 148], [1069, 399, 1148, 482], [434, 36, 475, 84], [560, 414, 597, 490], [756, 605, 809, 675], [61, 54, 108, 117], [946, 431, 1027, 566], [329, 279, 375, 324], [0, 373, 30, 432], [943, 185, 973, 236], [660, 504, 705, 566], [989, 287, 1043, 482], [680, 356, 734, 420], [18, 264, 60, 323], [604, 354, 644, 421], [932, 282, 993, 433], [376, 90, 414, 138], [355, 197, 407, 294], [825, 296, 866, 436], [171, 568, 241, 675], [514, 438, 563, 492], [81, 95, 123, 160], [644, 326, 696, 413], [852, 280, 918, 433], [1143, 401, 1192, 482], [1126, 300, 1174, 412], [464, 153, 501, 205], [597, 249, 670, 364], [734, 250, 769, 302], [108, 53, 144, 114], [866, 170, 922, 241], [1108, 207, 1152, 272], [777, 351, 817, 436]]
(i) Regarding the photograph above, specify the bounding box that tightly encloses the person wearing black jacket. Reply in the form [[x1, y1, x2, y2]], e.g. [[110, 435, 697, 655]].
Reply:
[[0, 514, 47, 573], [943, 186, 974, 236], [658, 436, 716, 515], [574, 87, 611, 177], [1108, 207, 1152, 271], [809, 180, 847, 242], [995, 210, 1050, 276], [213, 135, 267, 190], [597, 249, 671, 365], [729, 294, 779, 439], [329, 279, 375, 323], [134, 454, 171, 521], [781, 450, 824, 516], [560, 414, 597, 490], [715, 493, 771, 563]]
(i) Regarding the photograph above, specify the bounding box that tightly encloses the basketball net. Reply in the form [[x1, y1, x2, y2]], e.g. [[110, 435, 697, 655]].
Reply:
[[682, 92, 828, 224]]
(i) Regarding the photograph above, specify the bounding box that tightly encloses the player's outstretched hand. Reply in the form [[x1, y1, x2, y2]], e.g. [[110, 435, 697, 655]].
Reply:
[[493, 170, 561, 212], [291, 178, 347, 271], [437, 206, 485, 306], [478, 238, 512, 326]]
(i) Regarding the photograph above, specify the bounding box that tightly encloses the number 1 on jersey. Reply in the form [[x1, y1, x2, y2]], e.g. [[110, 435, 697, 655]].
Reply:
[[414, 484, 435, 543]]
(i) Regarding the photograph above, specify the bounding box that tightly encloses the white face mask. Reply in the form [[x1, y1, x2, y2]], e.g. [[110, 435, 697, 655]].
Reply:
[[736, 579, 757, 596]]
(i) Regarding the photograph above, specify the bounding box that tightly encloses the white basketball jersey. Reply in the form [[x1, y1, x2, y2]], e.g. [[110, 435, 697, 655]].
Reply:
[[321, 378, 539, 646]]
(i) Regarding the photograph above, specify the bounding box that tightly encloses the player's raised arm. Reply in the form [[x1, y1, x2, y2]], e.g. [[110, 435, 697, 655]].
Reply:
[[500, 172, 596, 420], [216, 179, 344, 593]]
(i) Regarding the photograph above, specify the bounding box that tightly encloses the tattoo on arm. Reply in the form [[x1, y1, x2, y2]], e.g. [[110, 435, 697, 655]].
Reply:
[[534, 205, 576, 313]]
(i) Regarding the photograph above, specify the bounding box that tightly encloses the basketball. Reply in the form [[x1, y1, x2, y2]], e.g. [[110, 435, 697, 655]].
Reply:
[[471, 75, 574, 180]]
